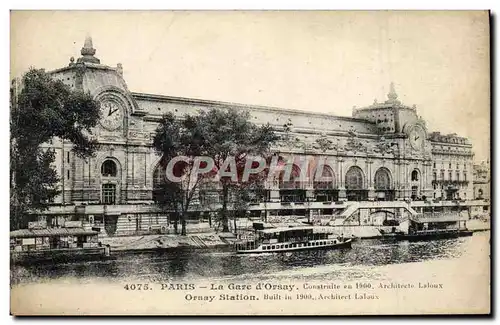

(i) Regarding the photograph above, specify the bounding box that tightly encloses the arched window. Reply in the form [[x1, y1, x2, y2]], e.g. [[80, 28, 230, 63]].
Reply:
[[374, 168, 391, 190], [313, 165, 337, 202], [345, 166, 366, 201], [374, 168, 394, 201], [313, 165, 335, 190], [411, 170, 419, 181], [279, 163, 305, 203], [279, 164, 302, 190], [101, 160, 117, 177], [345, 166, 363, 190]]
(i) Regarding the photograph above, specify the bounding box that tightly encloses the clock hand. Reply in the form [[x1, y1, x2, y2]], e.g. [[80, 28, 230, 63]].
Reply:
[[109, 108, 119, 116], [107, 105, 112, 117]]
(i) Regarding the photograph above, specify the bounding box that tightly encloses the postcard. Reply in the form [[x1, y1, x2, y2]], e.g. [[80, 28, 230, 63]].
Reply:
[[9, 10, 490, 315]]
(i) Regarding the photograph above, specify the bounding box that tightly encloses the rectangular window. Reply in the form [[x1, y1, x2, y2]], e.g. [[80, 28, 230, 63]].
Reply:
[[67, 152, 70, 164], [448, 172, 452, 180], [433, 162, 436, 168], [66, 170, 70, 180], [463, 172, 467, 181], [456, 172, 460, 181], [449, 163, 452, 169], [102, 184, 116, 205]]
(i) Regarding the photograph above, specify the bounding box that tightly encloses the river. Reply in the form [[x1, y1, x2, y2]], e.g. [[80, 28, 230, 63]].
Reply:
[[11, 231, 490, 285]]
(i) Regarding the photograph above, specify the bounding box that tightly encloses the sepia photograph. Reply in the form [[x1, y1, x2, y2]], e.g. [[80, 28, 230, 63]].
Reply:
[[9, 10, 490, 315]]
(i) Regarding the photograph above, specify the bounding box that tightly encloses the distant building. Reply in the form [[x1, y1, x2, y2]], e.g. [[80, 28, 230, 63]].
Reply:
[[13, 36, 478, 235], [473, 160, 490, 201]]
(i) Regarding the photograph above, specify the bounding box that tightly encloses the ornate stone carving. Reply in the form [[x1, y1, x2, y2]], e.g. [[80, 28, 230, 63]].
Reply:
[[313, 134, 337, 152], [345, 136, 365, 152], [343, 130, 366, 153], [373, 136, 394, 154]]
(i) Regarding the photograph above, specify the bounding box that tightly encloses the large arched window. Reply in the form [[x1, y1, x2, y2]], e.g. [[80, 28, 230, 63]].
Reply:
[[345, 166, 364, 190], [345, 166, 367, 201], [313, 165, 336, 190], [279, 164, 305, 203], [101, 160, 117, 177], [374, 168, 391, 190], [314, 165, 338, 202], [279, 164, 302, 190], [374, 168, 394, 201]]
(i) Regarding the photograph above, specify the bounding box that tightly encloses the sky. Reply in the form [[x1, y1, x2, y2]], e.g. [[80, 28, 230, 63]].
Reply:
[[10, 11, 490, 161]]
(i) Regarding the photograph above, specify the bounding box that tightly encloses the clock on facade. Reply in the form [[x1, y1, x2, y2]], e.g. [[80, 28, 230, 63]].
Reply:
[[409, 125, 426, 150], [99, 100, 124, 130]]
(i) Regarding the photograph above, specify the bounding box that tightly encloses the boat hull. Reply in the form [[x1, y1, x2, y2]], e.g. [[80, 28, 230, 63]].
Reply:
[[236, 239, 352, 254], [10, 247, 109, 265], [395, 230, 473, 242]]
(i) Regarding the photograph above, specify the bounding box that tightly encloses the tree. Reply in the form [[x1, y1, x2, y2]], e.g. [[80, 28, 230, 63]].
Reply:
[[10, 68, 100, 229], [186, 108, 281, 232], [153, 107, 283, 235], [152, 112, 215, 236]]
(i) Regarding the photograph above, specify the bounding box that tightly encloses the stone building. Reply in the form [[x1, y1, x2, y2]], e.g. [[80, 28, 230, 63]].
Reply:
[[473, 160, 490, 201], [16, 37, 476, 235]]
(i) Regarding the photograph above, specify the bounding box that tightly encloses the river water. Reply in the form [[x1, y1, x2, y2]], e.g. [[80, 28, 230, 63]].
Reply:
[[11, 231, 490, 285]]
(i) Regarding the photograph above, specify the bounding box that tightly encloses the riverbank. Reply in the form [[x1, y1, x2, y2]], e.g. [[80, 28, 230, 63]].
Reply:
[[100, 219, 490, 254], [100, 232, 237, 254]]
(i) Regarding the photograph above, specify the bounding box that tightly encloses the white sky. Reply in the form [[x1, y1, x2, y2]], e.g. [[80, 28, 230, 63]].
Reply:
[[10, 11, 490, 161]]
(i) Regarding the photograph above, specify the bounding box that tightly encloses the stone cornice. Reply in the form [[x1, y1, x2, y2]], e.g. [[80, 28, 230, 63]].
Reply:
[[131, 92, 374, 124]]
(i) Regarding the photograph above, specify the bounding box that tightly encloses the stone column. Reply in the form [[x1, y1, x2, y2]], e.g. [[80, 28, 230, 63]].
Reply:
[[337, 158, 346, 200], [367, 159, 375, 201], [403, 162, 411, 200]]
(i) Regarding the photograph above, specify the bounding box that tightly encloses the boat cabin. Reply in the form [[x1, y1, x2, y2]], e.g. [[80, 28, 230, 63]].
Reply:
[[10, 227, 100, 253], [258, 226, 333, 244]]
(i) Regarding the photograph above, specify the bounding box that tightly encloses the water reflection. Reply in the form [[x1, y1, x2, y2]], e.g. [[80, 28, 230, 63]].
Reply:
[[12, 232, 489, 284]]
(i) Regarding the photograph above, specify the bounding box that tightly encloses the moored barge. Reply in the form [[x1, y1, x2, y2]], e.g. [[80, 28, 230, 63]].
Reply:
[[395, 229, 473, 242], [10, 223, 110, 264]]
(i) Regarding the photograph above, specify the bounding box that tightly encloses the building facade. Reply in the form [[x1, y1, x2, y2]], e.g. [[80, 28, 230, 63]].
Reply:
[[19, 37, 478, 235], [473, 160, 490, 201]]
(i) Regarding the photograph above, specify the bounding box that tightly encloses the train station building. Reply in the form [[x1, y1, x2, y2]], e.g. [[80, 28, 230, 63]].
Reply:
[[16, 37, 479, 235]]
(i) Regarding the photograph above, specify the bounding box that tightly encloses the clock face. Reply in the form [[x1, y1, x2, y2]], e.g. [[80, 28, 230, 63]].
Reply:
[[100, 100, 123, 130], [409, 125, 425, 150]]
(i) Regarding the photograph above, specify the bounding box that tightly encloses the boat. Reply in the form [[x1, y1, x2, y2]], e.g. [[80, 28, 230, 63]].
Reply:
[[394, 217, 474, 242], [377, 228, 406, 241], [10, 224, 110, 264], [235, 225, 352, 254], [395, 229, 473, 242]]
